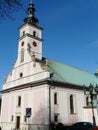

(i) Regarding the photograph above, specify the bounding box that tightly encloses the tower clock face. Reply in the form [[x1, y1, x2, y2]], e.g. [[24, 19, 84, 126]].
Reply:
[[33, 41, 37, 47]]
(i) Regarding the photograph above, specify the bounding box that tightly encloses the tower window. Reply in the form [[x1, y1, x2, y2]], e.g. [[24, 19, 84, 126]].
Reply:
[[20, 48, 24, 63], [20, 72, 23, 78], [23, 31, 25, 36], [33, 31, 36, 37]]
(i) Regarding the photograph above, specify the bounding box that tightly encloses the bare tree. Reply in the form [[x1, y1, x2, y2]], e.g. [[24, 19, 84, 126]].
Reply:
[[0, 0, 23, 19]]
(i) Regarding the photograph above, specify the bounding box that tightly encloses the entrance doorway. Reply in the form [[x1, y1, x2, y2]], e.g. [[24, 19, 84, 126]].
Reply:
[[16, 116, 20, 129]]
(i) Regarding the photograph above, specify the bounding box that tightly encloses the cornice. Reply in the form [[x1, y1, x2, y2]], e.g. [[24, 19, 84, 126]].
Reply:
[[18, 33, 43, 42]]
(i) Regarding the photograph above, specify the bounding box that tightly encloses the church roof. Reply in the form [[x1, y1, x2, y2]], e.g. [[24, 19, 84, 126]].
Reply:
[[47, 59, 98, 87]]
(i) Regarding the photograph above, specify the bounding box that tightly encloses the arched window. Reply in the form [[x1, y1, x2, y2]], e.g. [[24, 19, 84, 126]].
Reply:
[[20, 72, 23, 78], [86, 96, 89, 106], [20, 48, 24, 63], [70, 95, 74, 114]]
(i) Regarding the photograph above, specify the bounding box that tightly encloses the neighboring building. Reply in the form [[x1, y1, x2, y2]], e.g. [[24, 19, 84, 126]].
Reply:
[[1, 1, 98, 130]]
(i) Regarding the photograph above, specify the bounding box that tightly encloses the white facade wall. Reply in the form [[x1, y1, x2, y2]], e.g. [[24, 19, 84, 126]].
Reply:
[[3, 62, 50, 89], [1, 81, 98, 130], [19, 24, 42, 39], [50, 86, 98, 125], [1, 84, 49, 130]]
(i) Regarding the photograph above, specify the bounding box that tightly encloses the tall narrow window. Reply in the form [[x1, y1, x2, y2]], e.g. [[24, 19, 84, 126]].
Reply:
[[20, 48, 24, 63], [33, 31, 36, 37], [70, 95, 74, 114], [54, 93, 58, 105], [54, 114, 58, 123], [24, 115, 27, 122], [20, 72, 23, 78], [86, 96, 89, 106], [17, 96, 21, 107]]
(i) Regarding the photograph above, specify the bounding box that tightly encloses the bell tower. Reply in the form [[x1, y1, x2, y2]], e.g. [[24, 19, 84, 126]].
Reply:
[[17, 1, 43, 66]]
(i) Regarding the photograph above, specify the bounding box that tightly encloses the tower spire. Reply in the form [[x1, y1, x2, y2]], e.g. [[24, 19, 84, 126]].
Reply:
[[24, 1, 39, 25]]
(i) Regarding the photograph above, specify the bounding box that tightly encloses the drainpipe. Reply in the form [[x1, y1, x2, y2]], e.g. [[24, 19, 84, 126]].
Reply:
[[49, 85, 51, 130]]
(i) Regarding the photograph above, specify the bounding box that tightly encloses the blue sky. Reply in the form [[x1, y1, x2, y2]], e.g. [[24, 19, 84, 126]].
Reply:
[[0, 0, 98, 90]]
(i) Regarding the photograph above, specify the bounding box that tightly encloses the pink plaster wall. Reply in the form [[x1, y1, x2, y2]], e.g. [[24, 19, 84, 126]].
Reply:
[[1, 96, 9, 122], [54, 105, 59, 114], [33, 91, 45, 124], [24, 94, 29, 114], [24, 94, 29, 106], [9, 95, 15, 115], [87, 109, 92, 122]]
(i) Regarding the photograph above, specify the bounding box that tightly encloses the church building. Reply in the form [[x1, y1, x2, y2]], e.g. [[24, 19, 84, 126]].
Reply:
[[1, 1, 98, 130]]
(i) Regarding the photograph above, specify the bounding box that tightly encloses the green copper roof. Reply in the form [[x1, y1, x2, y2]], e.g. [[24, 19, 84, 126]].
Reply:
[[48, 59, 98, 87]]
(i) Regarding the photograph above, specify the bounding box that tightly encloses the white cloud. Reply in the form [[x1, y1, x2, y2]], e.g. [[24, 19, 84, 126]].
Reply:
[[88, 39, 98, 48]]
